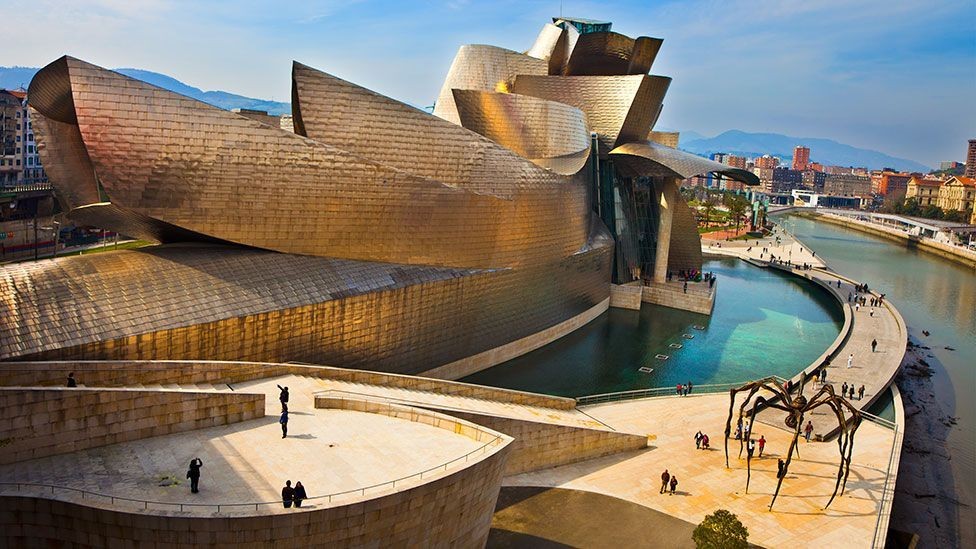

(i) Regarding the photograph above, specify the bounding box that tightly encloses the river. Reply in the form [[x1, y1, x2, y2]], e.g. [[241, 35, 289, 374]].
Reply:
[[774, 212, 975, 537]]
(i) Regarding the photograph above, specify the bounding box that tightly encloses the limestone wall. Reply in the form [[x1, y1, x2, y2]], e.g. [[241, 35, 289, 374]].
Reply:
[[437, 410, 648, 475], [0, 360, 576, 409], [641, 281, 715, 315], [0, 447, 508, 547], [0, 388, 264, 465], [609, 283, 642, 310]]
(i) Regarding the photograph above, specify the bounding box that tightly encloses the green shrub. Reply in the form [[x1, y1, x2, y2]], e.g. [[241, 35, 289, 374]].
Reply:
[[692, 509, 749, 549]]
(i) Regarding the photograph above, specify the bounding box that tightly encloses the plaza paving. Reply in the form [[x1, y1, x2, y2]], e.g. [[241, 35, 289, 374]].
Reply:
[[0, 378, 486, 514], [506, 393, 896, 549]]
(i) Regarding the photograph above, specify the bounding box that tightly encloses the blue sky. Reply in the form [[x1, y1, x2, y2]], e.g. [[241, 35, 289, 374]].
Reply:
[[6, 0, 974, 167]]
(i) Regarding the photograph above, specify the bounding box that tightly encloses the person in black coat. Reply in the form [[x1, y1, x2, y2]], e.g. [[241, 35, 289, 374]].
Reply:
[[294, 481, 307, 508], [277, 385, 289, 412], [186, 458, 203, 493], [66, 372, 77, 387], [282, 480, 295, 508]]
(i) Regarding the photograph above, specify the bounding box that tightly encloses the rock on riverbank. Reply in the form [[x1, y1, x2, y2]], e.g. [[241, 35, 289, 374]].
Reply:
[[889, 339, 965, 547]]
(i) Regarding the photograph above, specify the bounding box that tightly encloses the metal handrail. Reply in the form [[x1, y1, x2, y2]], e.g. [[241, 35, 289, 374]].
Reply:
[[872, 422, 902, 548], [0, 412, 504, 514], [575, 376, 791, 406]]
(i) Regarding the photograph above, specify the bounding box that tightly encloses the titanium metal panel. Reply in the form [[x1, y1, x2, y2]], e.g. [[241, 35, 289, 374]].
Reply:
[[511, 74, 671, 153], [0, 243, 612, 373], [291, 61, 564, 193], [29, 56, 591, 269], [667, 190, 704, 273], [451, 90, 590, 175], [433, 45, 548, 125], [610, 141, 760, 185], [565, 32, 663, 76]]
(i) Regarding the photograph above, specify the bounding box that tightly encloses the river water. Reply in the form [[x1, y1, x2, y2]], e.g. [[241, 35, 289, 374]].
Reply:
[[774, 212, 976, 522]]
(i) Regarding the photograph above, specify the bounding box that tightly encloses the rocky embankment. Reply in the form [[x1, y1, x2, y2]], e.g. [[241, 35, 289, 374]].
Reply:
[[889, 339, 965, 547]]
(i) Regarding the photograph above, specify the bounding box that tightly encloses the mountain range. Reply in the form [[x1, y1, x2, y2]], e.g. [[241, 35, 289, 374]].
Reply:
[[679, 130, 931, 172], [3, 65, 929, 172], [0, 66, 290, 115]]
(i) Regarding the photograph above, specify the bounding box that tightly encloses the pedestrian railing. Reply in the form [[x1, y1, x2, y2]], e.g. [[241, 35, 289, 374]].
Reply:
[[0, 436, 504, 515], [575, 377, 789, 406]]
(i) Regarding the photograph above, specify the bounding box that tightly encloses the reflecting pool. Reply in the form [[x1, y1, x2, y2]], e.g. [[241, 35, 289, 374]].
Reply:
[[463, 257, 843, 397]]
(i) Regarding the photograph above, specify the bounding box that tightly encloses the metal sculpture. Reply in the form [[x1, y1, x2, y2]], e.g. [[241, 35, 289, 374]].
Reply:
[[723, 375, 862, 511]]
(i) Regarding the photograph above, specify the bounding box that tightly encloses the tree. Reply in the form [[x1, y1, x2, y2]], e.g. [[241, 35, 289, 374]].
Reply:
[[692, 509, 749, 549], [701, 195, 719, 228], [724, 194, 750, 233]]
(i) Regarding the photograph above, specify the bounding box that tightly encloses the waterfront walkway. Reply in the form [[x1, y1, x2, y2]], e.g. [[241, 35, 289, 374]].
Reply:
[[703, 229, 907, 438]]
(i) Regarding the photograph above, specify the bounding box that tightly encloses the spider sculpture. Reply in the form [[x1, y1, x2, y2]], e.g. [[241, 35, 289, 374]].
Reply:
[[723, 375, 862, 511]]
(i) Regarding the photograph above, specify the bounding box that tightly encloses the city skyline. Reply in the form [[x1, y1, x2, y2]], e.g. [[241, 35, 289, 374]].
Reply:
[[2, 0, 973, 168]]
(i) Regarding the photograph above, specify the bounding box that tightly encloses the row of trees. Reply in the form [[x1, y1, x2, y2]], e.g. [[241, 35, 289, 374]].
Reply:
[[683, 188, 752, 232], [883, 197, 971, 222]]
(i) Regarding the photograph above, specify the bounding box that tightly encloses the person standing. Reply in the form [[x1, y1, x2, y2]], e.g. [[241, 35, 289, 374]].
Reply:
[[66, 372, 77, 387], [804, 421, 814, 442], [842, 381, 848, 396], [676, 384, 682, 396], [683, 281, 688, 293], [294, 481, 307, 508], [186, 458, 203, 494], [858, 385, 865, 400], [280, 409, 289, 438], [777, 459, 786, 479], [277, 385, 289, 412], [847, 353, 854, 369], [821, 368, 827, 384], [687, 381, 693, 394], [869, 307, 874, 317], [871, 339, 878, 352], [669, 475, 678, 495], [747, 439, 755, 460], [701, 434, 710, 449], [758, 435, 766, 457], [282, 480, 295, 508], [849, 386, 855, 400], [695, 430, 703, 449], [660, 469, 670, 494]]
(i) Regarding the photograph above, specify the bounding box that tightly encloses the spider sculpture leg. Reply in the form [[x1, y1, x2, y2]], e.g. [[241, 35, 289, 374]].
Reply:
[[725, 385, 760, 467], [769, 410, 804, 511]]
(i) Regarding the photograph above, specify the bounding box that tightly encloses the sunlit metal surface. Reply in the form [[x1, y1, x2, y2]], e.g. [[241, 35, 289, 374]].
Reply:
[[433, 45, 547, 125], [565, 32, 663, 76], [452, 90, 590, 174], [511, 74, 671, 154], [610, 141, 760, 185]]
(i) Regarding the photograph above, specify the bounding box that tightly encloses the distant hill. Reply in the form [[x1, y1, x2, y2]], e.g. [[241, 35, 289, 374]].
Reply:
[[0, 65, 291, 116], [680, 130, 931, 173]]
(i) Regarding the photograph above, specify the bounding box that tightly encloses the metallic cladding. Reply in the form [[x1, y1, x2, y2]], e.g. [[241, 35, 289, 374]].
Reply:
[[564, 32, 663, 76], [610, 140, 761, 185], [433, 45, 548, 125], [510, 74, 671, 154], [29, 56, 592, 270], [451, 89, 591, 175], [0, 244, 612, 372]]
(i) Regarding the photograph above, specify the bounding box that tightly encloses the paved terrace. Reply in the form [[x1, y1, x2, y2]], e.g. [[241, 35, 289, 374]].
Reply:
[[0, 378, 492, 515], [507, 393, 898, 549]]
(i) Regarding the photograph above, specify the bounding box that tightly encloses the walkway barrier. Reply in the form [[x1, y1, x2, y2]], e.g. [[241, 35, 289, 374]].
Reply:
[[0, 435, 504, 514], [575, 378, 789, 406]]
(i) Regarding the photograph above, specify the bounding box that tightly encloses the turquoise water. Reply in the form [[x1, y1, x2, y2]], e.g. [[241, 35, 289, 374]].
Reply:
[[463, 257, 843, 397]]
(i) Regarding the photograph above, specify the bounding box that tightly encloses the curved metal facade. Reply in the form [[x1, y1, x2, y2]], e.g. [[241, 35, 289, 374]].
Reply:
[[3, 17, 757, 368]]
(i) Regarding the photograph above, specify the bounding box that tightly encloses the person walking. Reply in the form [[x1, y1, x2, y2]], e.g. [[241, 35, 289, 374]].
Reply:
[[869, 307, 874, 317], [777, 459, 786, 479], [293, 481, 307, 508], [186, 458, 203, 494], [821, 368, 827, 384], [280, 409, 289, 438], [701, 434, 710, 449], [871, 339, 878, 352], [669, 475, 678, 495], [847, 353, 854, 369], [858, 385, 865, 400], [282, 480, 295, 508], [660, 469, 670, 494], [683, 281, 688, 294], [277, 385, 289, 412], [676, 383, 682, 396], [804, 421, 814, 442], [842, 381, 848, 395], [758, 435, 766, 457], [747, 439, 756, 460], [695, 430, 703, 449], [66, 372, 77, 387]]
